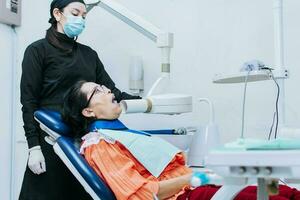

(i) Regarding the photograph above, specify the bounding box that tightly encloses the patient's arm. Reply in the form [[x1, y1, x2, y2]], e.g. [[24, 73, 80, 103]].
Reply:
[[157, 173, 192, 199]]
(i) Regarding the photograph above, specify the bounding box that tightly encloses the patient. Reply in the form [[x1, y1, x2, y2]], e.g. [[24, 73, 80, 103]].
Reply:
[[62, 80, 300, 200], [62, 80, 192, 200]]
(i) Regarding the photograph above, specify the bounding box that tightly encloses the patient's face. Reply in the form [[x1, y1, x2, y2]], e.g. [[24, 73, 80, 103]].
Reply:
[[81, 82, 122, 120]]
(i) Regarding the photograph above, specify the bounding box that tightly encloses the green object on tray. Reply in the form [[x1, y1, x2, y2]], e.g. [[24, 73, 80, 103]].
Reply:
[[223, 138, 300, 150]]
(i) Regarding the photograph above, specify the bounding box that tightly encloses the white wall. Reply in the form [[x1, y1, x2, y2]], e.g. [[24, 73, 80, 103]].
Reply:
[[1, 0, 300, 199]]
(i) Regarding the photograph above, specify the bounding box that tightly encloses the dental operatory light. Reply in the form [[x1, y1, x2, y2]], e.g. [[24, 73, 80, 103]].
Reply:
[[85, 0, 192, 114]]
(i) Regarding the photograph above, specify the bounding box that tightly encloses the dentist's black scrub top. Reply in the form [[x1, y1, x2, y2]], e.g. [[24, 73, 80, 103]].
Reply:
[[21, 27, 139, 149], [19, 27, 139, 200]]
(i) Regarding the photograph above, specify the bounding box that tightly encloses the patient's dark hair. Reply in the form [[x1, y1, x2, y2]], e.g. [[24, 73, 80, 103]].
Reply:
[[62, 80, 94, 138]]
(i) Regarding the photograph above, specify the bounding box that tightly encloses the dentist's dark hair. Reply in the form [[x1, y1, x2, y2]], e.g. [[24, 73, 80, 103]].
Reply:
[[48, 0, 86, 25], [61, 80, 93, 138]]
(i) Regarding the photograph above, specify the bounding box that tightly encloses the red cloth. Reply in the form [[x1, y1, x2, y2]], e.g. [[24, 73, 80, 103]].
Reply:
[[176, 185, 300, 200]]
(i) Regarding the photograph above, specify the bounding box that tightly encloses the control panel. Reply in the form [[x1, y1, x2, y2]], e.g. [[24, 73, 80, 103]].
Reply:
[[205, 150, 300, 179], [0, 0, 21, 26]]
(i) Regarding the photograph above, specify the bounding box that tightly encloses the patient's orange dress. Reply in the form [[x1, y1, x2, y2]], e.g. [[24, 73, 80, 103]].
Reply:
[[83, 140, 191, 200]]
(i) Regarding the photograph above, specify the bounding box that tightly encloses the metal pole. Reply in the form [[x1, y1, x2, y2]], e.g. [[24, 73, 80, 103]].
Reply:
[[273, 0, 286, 129], [257, 178, 269, 200], [9, 24, 17, 200]]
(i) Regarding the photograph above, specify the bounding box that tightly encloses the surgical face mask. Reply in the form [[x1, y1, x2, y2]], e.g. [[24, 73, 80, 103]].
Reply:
[[62, 14, 86, 38]]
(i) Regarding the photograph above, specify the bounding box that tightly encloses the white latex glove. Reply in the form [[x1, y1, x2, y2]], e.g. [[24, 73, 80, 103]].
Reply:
[[28, 145, 46, 175]]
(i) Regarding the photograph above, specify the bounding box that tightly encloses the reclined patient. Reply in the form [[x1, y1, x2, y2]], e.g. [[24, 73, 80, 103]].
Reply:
[[61, 80, 300, 200]]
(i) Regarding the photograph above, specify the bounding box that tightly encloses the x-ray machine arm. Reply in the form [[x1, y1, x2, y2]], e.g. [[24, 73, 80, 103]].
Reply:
[[86, 0, 173, 96]]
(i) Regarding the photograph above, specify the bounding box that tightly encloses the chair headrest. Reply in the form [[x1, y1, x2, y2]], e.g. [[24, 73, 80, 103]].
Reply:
[[34, 109, 127, 137], [34, 109, 72, 137]]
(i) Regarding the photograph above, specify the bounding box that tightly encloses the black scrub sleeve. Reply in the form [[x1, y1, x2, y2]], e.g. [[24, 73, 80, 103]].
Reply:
[[95, 53, 141, 102], [20, 45, 44, 148]]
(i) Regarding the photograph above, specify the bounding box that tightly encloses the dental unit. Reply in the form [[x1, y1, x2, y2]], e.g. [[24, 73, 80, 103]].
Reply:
[[206, 1, 300, 200]]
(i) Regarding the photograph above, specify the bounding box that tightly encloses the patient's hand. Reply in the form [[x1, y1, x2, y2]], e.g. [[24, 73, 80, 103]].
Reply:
[[28, 145, 46, 175]]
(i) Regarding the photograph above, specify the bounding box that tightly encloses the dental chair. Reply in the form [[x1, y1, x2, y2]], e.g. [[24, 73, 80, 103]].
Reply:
[[34, 109, 117, 200], [34, 109, 192, 200]]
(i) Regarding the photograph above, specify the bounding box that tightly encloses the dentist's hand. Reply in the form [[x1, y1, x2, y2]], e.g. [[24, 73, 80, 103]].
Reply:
[[28, 145, 46, 175]]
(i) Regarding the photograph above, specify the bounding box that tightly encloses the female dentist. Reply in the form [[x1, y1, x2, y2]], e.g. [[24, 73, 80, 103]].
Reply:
[[19, 0, 140, 199]]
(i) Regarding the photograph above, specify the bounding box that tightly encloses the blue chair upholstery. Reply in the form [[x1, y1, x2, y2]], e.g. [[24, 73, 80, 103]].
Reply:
[[35, 109, 72, 137], [57, 136, 116, 200], [89, 120, 151, 136], [89, 119, 127, 131], [34, 109, 116, 200]]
